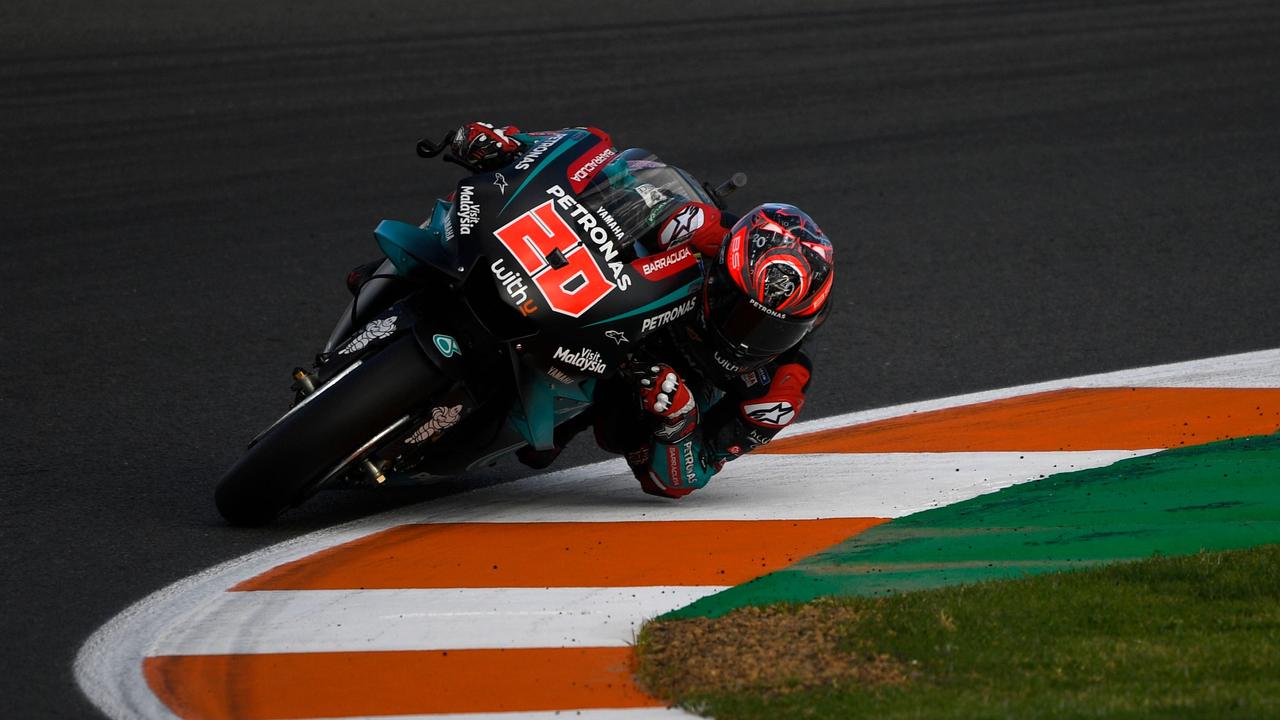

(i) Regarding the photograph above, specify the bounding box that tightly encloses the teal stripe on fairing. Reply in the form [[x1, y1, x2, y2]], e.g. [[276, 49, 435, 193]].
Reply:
[[584, 279, 701, 328], [500, 132, 590, 212]]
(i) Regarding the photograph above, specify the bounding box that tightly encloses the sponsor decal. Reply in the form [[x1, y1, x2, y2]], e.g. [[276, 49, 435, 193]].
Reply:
[[514, 136, 559, 171], [595, 205, 627, 242], [546, 366, 575, 385], [604, 329, 629, 345], [339, 316, 397, 355], [489, 259, 538, 316], [746, 429, 771, 446], [659, 204, 705, 246], [493, 172, 508, 195], [405, 404, 463, 444], [626, 446, 651, 467], [640, 296, 697, 333], [739, 368, 771, 389], [492, 201, 613, 317], [457, 185, 479, 236], [713, 350, 744, 373], [432, 333, 462, 358], [681, 441, 696, 480], [665, 445, 684, 486], [568, 137, 617, 192], [742, 400, 796, 427], [635, 183, 668, 208], [552, 345, 608, 375], [441, 208, 455, 244], [545, 185, 631, 291], [654, 415, 695, 441], [635, 244, 696, 281], [748, 295, 787, 319]]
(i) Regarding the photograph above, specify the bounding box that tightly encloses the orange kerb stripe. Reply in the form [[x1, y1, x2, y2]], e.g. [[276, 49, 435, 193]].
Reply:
[[144, 647, 661, 719], [234, 518, 885, 591], [763, 387, 1280, 454]]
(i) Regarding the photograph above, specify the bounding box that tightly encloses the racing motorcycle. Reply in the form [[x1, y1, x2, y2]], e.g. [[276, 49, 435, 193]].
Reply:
[[214, 128, 747, 525]]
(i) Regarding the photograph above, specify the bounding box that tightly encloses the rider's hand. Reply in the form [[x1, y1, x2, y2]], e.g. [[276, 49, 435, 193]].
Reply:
[[638, 364, 695, 423], [655, 201, 737, 255], [451, 122, 522, 169]]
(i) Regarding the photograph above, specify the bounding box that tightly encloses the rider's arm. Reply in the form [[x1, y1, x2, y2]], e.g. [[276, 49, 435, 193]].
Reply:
[[627, 351, 812, 498], [652, 201, 738, 256], [627, 365, 720, 498], [701, 350, 812, 462]]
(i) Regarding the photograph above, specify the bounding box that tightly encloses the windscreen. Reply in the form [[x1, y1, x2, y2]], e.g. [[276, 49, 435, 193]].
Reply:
[[575, 149, 716, 255]]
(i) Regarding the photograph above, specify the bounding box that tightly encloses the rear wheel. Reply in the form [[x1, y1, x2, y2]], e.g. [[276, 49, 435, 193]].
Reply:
[[214, 336, 447, 526]]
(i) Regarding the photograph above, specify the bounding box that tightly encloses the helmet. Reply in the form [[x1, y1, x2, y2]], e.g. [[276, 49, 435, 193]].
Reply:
[[697, 204, 834, 372]]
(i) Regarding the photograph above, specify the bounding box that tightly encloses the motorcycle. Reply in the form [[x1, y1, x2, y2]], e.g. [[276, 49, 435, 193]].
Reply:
[[214, 128, 748, 525]]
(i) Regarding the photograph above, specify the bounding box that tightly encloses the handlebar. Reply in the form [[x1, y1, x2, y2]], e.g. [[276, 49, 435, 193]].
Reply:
[[416, 132, 483, 174], [705, 172, 748, 210]]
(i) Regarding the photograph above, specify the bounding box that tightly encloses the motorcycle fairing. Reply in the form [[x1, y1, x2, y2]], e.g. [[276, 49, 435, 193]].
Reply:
[[443, 133, 707, 387], [374, 197, 459, 280]]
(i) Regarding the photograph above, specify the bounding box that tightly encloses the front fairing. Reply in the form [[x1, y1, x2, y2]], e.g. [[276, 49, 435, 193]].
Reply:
[[442, 131, 709, 384]]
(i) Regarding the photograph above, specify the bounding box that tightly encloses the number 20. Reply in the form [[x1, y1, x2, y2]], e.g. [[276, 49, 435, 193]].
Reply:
[[492, 200, 615, 317]]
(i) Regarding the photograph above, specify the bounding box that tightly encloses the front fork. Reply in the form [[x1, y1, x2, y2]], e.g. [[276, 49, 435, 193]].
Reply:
[[291, 365, 388, 485]]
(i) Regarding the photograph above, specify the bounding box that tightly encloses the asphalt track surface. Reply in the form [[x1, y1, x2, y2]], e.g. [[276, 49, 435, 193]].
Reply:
[[3, 1, 1279, 716]]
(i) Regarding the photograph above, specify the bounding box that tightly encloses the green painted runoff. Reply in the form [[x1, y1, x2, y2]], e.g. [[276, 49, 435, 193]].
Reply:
[[669, 432, 1280, 618]]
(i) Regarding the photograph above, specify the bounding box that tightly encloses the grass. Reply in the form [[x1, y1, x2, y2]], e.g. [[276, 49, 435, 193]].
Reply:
[[636, 545, 1280, 719]]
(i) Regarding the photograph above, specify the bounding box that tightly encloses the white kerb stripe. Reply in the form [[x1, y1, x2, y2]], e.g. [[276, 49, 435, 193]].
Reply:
[[148, 586, 729, 656], [398, 450, 1155, 523], [777, 347, 1280, 440]]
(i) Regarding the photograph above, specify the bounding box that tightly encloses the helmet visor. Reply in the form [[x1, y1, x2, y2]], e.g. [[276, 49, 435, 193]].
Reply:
[[708, 291, 814, 357]]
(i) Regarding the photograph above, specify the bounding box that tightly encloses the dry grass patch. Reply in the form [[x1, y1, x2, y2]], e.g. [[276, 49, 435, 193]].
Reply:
[[637, 599, 909, 699]]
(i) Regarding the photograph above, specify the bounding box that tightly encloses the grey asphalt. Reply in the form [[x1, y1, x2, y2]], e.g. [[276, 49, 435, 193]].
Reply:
[[3, 1, 1279, 716]]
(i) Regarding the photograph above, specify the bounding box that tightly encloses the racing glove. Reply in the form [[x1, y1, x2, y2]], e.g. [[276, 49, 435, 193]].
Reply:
[[451, 121, 523, 170], [634, 364, 711, 499], [638, 364, 698, 439]]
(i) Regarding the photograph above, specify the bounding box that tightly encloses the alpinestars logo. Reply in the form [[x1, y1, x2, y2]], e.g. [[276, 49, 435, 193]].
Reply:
[[742, 400, 796, 427], [659, 205, 705, 246], [492, 173, 508, 194]]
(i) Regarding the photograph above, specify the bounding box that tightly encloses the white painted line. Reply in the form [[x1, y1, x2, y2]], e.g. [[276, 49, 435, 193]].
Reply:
[[777, 347, 1280, 439], [149, 586, 729, 656], [394, 450, 1155, 523], [75, 348, 1280, 720]]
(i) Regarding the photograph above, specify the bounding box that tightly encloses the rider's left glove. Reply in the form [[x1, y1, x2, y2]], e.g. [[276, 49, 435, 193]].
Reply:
[[451, 122, 523, 170], [638, 364, 698, 441]]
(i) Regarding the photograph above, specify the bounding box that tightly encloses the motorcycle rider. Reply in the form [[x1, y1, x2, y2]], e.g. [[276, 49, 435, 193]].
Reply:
[[452, 122, 835, 498]]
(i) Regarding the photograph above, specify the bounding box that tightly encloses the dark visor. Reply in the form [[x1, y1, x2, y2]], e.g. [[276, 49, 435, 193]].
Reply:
[[709, 292, 814, 356]]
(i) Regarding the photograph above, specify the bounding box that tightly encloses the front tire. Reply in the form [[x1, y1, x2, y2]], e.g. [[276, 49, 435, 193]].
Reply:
[[215, 336, 447, 526]]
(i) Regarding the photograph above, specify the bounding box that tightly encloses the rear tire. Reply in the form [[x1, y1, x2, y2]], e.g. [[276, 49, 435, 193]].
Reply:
[[215, 336, 446, 526]]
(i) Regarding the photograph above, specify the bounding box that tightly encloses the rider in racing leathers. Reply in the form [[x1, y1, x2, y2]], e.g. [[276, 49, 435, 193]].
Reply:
[[452, 122, 835, 498]]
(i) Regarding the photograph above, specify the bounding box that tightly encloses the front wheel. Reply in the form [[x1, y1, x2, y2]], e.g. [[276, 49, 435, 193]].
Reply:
[[215, 336, 447, 526]]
